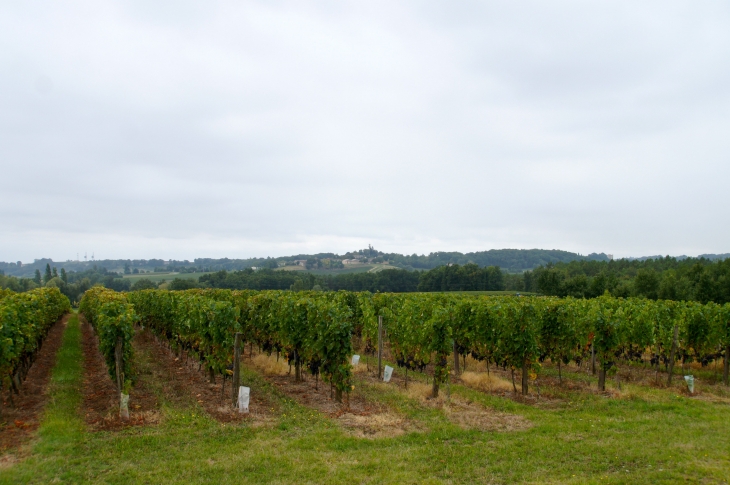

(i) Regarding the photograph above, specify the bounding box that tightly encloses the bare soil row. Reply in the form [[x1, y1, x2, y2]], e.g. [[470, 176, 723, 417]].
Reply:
[[0, 314, 69, 453]]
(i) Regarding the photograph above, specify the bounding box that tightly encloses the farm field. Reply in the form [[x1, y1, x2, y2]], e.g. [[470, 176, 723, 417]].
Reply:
[[444, 290, 537, 296], [1, 312, 729, 484], [277, 263, 395, 275], [121, 272, 213, 283]]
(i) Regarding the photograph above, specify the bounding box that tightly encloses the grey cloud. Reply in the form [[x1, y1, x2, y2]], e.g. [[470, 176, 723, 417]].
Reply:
[[1, 1, 729, 262]]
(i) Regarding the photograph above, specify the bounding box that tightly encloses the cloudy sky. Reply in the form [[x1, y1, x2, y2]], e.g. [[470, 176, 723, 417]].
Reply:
[[1, 1, 729, 262]]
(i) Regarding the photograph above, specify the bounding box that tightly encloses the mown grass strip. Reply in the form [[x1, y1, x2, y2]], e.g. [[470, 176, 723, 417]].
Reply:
[[36, 312, 85, 449], [2, 314, 730, 484], [0, 313, 87, 484]]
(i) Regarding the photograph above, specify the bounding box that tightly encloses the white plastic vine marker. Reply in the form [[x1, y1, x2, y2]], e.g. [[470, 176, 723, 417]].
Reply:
[[120, 393, 130, 419], [238, 386, 250, 413], [684, 375, 694, 394], [383, 365, 393, 383], [351, 355, 360, 366]]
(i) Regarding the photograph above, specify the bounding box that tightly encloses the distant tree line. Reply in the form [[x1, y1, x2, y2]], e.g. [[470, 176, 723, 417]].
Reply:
[[199, 268, 300, 290], [524, 257, 730, 304], [0, 264, 132, 304], [190, 248, 610, 273], [198, 256, 730, 304], [198, 264, 506, 293], [5, 253, 730, 305], [416, 264, 504, 291], [3, 248, 614, 278]]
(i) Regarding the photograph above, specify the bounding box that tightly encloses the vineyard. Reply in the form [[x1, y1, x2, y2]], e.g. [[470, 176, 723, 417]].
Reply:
[[0, 287, 70, 401], [1, 287, 730, 482], [79, 287, 137, 391], [74, 288, 730, 405]]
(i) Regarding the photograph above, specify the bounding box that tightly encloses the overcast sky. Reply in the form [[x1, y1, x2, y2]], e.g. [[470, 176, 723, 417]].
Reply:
[[2, 1, 729, 262]]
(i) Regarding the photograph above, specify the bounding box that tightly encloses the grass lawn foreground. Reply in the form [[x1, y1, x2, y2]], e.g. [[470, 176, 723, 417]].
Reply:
[[1, 314, 729, 484]]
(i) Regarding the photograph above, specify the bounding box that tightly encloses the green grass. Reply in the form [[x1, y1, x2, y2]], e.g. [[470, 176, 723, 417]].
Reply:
[[2, 313, 87, 483], [2, 323, 729, 483], [278, 265, 379, 275], [121, 272, 213, 283], [437, 290, 537, 296]]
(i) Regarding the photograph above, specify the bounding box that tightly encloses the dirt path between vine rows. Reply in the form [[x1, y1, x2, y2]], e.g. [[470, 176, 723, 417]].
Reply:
[[132, 328, 275, 425], [80, 317, 159, 430], [242, 349, 419, 438], [0, 314, 69, 453]]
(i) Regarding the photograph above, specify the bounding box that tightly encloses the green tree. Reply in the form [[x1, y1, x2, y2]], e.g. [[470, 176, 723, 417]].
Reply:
[[60, 268, 68, 283], [536, 267, 564, 296], [634, 269, 659, 299], [539, 299, 580, 382], [169, 278, 198, 290], [591, 298, 619, 391], [131, 278, 157, 291], [44, 264, 52, 283], [498, 300, 539, 395], [34, 269, 42, 285], [658, 271, 678, 300]]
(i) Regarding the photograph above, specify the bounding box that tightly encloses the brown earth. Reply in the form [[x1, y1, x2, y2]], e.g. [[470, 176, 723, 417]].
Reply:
[[80, 317, 159, 430], [243, 350, 415, 438], [353, 363, 532, 432], [132, 328, 275, 425], [0, 314, 69, 452], [454, 356, 730, 404]]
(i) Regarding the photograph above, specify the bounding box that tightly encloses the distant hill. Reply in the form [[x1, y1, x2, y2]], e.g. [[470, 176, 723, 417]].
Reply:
[[627, 253, 730, 262], [0, 248, 609, 277], [699, 253, 730, 261], [383, 249, 608, 272]]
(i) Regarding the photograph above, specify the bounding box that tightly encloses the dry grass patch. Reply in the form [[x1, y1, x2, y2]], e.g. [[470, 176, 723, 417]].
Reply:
[[444, 396, 532, 432], [404, 382, 433, 401], [337, 412, 411, 439], [250, 353, 289, 376], [351, 362, 371, 374], [0, 454, 19, 470], [460, 371, 514, 393], [389, 379, 530, 432], [692, 393, 730, 404]]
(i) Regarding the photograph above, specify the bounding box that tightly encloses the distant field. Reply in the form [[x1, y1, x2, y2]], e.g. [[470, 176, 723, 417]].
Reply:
[[122, 272, 211, 283], [277, 263, 394, 275], [444, 290, 537, 296]]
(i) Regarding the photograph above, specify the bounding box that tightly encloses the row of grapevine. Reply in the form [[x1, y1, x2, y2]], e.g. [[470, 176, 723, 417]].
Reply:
[[127, 289, 358, 401], [356, 294, 730, 394], [252, 291, 728, 393], [79, 287, 137, 390], [117, 288, 730, 400], [0, 287, 71, 397], [127, 289, 238, 383]]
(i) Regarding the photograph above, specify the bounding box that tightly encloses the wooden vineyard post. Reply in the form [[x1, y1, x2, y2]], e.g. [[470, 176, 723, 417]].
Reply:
[[377, 315, 383, 379], [294, 350, 301, 381], [667, 324, 679, 386], [232, 332, 241, 407], [598, 363, 606, 391], [221, 376, 226, 404], [591, 344, 596, 375], [115, 336, 129, 420], [453, 340, 460, 377], [724, 344, 729, 387], [446, 371, 451, 405], [115, 337, 124, 391], [654, 341, 660, 385], [521, 361, 529, 395]]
